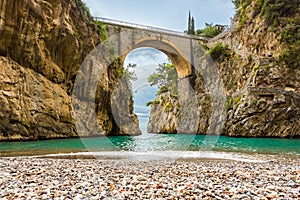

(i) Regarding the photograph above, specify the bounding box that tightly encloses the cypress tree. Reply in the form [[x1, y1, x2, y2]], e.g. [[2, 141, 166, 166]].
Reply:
[[191, 17, 195, 35], [188, 11, 192, 34], [187, 11, 195, 35]]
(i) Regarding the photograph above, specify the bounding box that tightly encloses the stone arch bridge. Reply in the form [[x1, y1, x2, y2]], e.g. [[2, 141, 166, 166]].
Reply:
[[95, 17, 208, 79], [73, 17, 226, 136]]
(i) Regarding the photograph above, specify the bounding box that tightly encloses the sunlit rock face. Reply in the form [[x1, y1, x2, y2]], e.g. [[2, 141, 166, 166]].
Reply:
[[0, 0, 140, 141], [212, 0, 300, 138], [148, 0, 300, 138]]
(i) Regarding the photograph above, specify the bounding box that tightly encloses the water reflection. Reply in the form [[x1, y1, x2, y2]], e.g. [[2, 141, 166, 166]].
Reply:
[[107, 136, 136, 151]]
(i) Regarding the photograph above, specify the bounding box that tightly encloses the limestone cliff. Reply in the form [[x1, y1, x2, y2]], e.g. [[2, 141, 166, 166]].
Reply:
[[147, 92, 178, 133], [214, 0, 300, 137], [0, 0, 140, 141], [148, 0, 299, 137]]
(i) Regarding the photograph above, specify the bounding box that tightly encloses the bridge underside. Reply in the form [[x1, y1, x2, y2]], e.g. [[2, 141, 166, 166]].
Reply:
[[104, 23, 206, 79], [121, 40, 191, 78]]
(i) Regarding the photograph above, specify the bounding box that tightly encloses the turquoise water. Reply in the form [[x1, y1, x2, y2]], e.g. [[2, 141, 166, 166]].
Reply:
[[0, 133, 299, 159]]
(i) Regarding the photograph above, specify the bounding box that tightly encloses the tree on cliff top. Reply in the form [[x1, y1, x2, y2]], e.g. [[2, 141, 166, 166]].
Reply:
[[187, 11, 195, 35], [148, 62, 178, 96], [196, 23, 223, 38], [121, 63, 137, 91]]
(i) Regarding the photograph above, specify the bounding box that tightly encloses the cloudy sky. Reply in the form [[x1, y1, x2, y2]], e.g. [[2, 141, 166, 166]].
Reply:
[[84, 1, 235, 132], [123, 48, 170, 132], [85, 0, 235, 31]]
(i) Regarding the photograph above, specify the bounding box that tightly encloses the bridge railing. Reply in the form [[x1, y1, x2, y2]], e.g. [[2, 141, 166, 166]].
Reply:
[[94, 17, 209, 41]]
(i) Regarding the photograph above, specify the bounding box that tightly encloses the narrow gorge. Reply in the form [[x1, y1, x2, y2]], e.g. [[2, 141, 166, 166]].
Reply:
[[0, 0, 299, 141]]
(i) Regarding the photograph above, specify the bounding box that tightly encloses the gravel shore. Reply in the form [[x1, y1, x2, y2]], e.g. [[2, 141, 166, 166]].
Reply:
[[0, 157, 299, 199]]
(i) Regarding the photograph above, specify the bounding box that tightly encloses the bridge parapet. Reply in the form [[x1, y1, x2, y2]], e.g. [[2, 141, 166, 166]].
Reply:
[[94, 17, 209, 42]]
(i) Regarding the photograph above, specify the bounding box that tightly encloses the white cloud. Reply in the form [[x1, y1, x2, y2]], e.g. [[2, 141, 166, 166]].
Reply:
[[85, 0, 235, 31], [124, 48, 169, 92]]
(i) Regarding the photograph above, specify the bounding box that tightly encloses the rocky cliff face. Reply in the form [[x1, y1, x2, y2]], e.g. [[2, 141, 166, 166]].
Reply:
[[215, 0, 300, 137], [0, 56, 76, 140], [147, 92, 178, 133], [0, 0, 140, 141], [148, 0, 299, 137]]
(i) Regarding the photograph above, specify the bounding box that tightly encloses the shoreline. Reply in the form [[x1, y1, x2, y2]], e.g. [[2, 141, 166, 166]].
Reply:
[[0, 149, 299, 163], [0, 157, 299, 199], [0, 134, 299, 143], [32, 150, 300, 163]]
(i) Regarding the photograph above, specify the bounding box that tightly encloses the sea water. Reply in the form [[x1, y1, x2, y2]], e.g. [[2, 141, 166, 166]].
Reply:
[[0, 133, 299, 162]]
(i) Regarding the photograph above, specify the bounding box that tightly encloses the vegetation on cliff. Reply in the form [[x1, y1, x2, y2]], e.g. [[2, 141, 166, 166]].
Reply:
[[208, 42, 231, 62], [196, 23, 223, 38], [148, 63, 178, 96], [186, 10, 225, 38], [146, 62, 178, 108], [75, 0, 108, 40], [149, 0, 299, 137], [146, 62, 180, 133], [207, 0, 300, 137], [75, 0, 93, 20], [233, 0, 299, 69]]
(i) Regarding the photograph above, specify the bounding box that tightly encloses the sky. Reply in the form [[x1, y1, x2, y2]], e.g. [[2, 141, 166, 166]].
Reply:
[[84, 1, 235, 132], [123, 48, 170, 132], [85, 0, 235, 31]]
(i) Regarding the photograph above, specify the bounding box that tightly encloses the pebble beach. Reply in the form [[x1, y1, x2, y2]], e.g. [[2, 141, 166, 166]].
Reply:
[[0, 157, 299, 199]]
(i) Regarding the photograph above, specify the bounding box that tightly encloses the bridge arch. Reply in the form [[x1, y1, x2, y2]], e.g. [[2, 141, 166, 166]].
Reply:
[[72, 23, 227, 142], [120, 39, 191, 78]]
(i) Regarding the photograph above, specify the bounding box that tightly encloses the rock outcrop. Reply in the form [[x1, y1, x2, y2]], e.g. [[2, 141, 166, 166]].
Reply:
[[147, 92, 178, 134], [148, 0, 300, 137], [0, 56, 76, 140], [215, 0, 300, 137], [0, 0, 140, 141]]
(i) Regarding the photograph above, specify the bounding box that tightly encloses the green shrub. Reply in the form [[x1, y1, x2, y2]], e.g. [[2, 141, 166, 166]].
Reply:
[[148, 62, 178, 96], [153, 99, 160, 104], [208, 43, 231, 62], [146, 99, 160, 107], [165, 102, 174, 112], [232, 0, 241, 10], [233, 95, 242, 111], [253, 65, 260, 72], [157, 86, 168, 95], [75, 0, 109, 41], [280, 25, 299, 45], [276, 5, 299, 69], [225, 95, 243, 111], [116, 68, 123, 77], [235, 0, 251, 29], [76, 0, 93, 20], [238, 8, 248, 29], [247, 55, 253, 62], [94, 21, 108, 41], [202, 44, 209, 51], [196, 25, 223, 38], [260, 0, 298, 26], [279, 45, 300, 69], [233, 0, 299, 68], [225, 98, 234, 110]]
